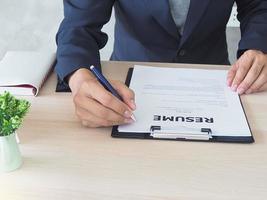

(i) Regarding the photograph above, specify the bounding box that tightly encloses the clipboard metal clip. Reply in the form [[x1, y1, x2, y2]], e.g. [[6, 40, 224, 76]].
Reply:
[[150, 126, 213, 140]]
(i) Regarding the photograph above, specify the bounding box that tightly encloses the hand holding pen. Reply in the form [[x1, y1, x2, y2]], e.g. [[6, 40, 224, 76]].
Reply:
[[68, 66, 136, 127], [90, 65, 136, 121]]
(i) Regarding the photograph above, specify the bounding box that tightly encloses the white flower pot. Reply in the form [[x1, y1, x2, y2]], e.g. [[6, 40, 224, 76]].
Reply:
[[0, 132, 22, 173]]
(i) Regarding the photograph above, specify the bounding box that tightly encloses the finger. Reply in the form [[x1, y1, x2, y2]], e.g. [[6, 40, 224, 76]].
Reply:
[[77, 108, 108, 128], [81, 120, 98, 128], [231, 53, 254, 91], [111, 80, 136, 110], [76, 96, 131, 123], [227, 63, 239, 87], [77, 107, 133, 128], [84, 80, 133, 118], [245, 68, 267, 94], [258, 82, 267, 92], [236, 59, 264, 94]]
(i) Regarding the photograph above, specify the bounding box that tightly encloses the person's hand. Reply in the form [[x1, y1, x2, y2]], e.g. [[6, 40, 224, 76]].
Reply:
[[68, 68, 136, 128], [227, 50, 267, 95]]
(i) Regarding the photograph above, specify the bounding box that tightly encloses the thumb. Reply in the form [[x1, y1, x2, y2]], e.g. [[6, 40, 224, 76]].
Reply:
[[111, 80, 136, 111]]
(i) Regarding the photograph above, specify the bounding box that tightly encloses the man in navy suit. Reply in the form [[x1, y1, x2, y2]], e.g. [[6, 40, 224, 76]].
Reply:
[[56, 0, 267, 127]]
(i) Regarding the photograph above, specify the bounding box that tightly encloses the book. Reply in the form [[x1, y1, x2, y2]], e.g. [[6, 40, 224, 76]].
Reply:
[[0, 51, 55, 96]]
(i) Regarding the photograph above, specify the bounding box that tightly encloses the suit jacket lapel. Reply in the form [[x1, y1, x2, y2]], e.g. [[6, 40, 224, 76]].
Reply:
[[180, 0, 211, 46], [143, 0, 179, 40]]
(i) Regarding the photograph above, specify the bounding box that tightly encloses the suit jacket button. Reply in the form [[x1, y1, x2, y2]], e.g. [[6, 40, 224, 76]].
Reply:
[[179, 49, 186, 56]]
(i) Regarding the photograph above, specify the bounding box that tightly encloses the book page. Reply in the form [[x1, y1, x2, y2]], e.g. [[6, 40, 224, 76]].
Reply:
[[118, 65, 251, 137]]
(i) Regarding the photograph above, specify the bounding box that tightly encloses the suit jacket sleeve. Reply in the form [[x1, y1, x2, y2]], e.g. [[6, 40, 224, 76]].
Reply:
[[55, 0, 114, 85], [236, 0, 267, 58]]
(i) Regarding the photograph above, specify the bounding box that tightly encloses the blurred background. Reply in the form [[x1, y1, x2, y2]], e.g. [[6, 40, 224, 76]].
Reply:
[[0, 0, 240, 64]]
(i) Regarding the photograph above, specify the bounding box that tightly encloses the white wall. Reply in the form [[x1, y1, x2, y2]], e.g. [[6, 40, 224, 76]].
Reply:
[[0, 0, 240, 63], [0, 0, 62, 59]]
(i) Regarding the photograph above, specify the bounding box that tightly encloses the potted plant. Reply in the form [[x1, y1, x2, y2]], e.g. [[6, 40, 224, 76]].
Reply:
[[0, 92, 30, 172]]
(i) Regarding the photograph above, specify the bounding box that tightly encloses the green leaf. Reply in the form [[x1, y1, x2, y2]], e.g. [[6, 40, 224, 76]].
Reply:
[[0, 92, 30, 136]]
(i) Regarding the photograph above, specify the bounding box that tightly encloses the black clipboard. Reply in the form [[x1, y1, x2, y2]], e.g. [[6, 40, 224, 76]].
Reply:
[[112, 68, 254, 143]]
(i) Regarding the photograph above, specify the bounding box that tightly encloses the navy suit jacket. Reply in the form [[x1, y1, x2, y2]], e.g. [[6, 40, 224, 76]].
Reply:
[[55, 0, 267, 86]]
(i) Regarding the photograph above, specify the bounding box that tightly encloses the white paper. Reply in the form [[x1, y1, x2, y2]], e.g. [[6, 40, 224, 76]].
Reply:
[[118, 65, 251, 137]]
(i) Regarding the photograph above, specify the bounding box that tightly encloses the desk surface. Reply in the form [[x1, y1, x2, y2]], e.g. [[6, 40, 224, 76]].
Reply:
[[1, 61, 267, 200]]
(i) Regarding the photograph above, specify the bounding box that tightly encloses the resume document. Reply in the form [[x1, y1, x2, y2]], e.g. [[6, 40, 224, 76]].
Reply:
[[118, 65, 251, 138]]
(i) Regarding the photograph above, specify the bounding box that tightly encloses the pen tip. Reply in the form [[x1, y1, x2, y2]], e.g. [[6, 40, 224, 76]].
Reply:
[[131, 114, 137, 122]]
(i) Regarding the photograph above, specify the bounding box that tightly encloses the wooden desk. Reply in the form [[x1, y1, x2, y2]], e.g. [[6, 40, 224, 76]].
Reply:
[[1, 61, 267, 200]]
